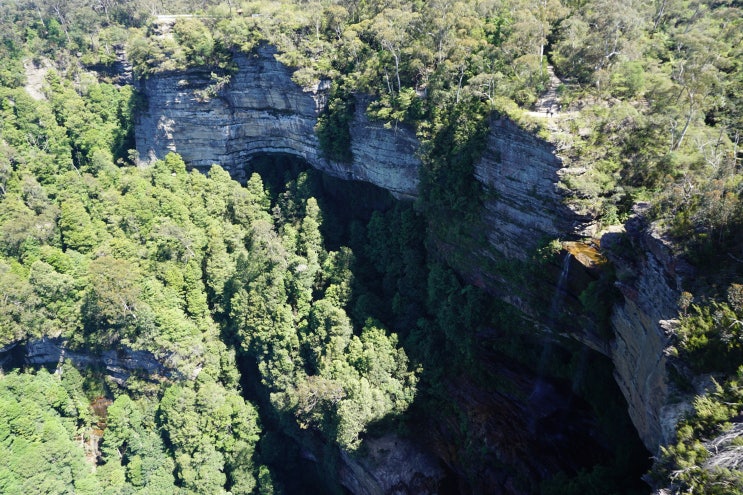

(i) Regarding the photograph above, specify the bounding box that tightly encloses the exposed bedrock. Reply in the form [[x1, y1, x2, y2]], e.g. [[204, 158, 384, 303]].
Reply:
[[602, 207, 695, 452], [135, 45, 420, 200], [0, 337, 169, 386], [475, 117, 594, 260], [135, 45, 596, 249]]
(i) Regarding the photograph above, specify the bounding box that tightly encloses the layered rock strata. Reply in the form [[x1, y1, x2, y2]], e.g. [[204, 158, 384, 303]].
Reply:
[[602, 206, 694, 451], [475, 117, 593, 260], [135, 45, 420, 200], [0, 337, 168, 386], [135, 46, 596, 248]]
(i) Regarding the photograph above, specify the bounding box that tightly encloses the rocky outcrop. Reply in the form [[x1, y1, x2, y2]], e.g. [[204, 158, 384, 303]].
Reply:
[[602, 206, 694, 452], [135, 45, 420, 200], [132, 47, 605, 304], [475, 117, 594, 260], [134, 45, 596, 242], [1, 337, 169, 386], [338, 434, 445, 495]]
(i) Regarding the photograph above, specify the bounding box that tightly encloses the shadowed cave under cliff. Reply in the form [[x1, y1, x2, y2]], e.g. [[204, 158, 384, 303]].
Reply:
[[229, 153, 651, 495]]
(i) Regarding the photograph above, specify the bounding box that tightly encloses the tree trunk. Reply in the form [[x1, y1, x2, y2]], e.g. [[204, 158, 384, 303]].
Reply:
[[456, 65, 465, 103], [393, 52, 401, 93], [673, 90, 695, 151], [539, 43, 544, 79]]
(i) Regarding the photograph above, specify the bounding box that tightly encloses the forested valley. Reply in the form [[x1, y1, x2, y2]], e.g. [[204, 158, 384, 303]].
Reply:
[[0, 0, 742, 494]]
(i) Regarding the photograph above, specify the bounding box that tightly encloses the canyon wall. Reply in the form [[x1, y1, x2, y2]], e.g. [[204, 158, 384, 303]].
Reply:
[[133, 44, 689, 471], [135, 45, 596, 265], [474, 117, 594, 260], [0, 337, 169, 386], [602, 207, 694, 451], [135, 45, 419, 200]]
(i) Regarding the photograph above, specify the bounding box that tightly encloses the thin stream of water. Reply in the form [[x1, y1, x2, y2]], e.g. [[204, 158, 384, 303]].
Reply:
[[529, 252, 573, 406]]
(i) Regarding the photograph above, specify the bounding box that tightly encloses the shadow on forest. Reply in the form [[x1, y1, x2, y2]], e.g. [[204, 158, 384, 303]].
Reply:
[[230, 154, 650, 495]]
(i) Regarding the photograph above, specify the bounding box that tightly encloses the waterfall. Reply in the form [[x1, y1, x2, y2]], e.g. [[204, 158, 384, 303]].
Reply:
[[529, 252, 573, 405], [549, 252, 572, 323]]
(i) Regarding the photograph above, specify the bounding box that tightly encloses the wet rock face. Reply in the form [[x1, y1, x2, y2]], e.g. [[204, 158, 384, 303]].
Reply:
[[135, 45, 420, 200]]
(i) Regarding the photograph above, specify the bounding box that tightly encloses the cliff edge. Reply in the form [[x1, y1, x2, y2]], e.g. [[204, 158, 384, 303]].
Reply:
[[135, 45, 420, 200]]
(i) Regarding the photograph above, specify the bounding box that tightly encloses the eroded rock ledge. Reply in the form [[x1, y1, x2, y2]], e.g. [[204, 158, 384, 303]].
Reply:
[[135, 45, 420, 200], [0, 337, 169, 386]]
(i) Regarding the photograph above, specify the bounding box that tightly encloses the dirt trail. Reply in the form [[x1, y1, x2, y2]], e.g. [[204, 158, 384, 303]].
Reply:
[[535, 66, 561, 113], [525, 66, 563, 122], [524, 65, 581, 136]]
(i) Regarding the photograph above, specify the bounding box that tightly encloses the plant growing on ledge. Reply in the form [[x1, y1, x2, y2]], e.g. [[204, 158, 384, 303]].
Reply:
[[194, 72, 232, 102]]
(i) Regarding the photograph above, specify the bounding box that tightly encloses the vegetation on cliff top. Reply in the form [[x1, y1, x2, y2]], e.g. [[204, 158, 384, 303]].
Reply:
[[2, 0, 740, 250], [118, 1, 743, 245]]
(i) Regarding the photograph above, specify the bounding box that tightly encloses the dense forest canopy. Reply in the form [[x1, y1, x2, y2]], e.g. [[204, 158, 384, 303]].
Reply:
[[0, 73, 420, 491], [0, 0, 742, 494]]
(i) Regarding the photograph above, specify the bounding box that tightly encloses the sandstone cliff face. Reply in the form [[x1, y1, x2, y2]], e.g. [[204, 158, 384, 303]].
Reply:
[[0, 337, 168, 386], [135, 46, 420, 200], [475, 117, 594, 260], [133, 44, 692, 478], [135, 45, 597, 267], [602, 207, 694, 452]]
